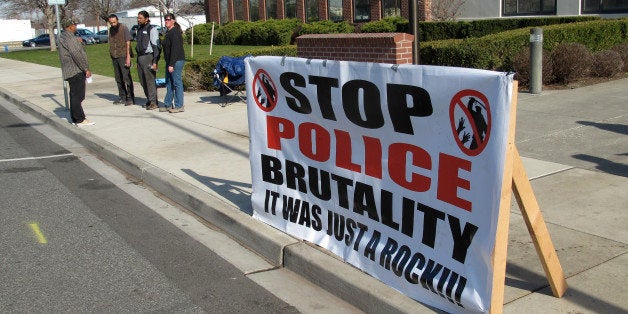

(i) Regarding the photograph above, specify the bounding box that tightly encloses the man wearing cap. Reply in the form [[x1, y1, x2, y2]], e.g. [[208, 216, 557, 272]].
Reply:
[[58, 18, 94, 126], [108, 14, 135, 106]]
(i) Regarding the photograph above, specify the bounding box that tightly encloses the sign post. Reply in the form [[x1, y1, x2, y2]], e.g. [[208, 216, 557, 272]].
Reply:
[[48, 0, 69, 110]]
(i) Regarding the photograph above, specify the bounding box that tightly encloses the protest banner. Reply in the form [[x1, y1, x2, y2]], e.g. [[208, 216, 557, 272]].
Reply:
[[244, 56, 564, 313]]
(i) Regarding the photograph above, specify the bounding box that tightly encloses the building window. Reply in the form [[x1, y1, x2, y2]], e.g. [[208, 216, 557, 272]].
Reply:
[[354, 0, 371, 21], [582, 0, 628, 13], [220, 0, 229, 23], [329, 0, 343, 21], [285, 0, 297, 18], [266, 0, 278, 18], [234, 0, 245, 20], [382, 0, 401, 17], [503, 0, 556, 15], [306, 0, 319, 22], [250, 0, 260, 21]]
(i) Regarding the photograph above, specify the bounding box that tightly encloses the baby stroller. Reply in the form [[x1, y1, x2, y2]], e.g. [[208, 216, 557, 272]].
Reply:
[[213, 55, 250, 107]]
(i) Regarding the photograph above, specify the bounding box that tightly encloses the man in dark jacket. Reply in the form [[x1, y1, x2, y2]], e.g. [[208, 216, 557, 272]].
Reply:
[[135, 10, 160, 110], [162, 13, 186, 113], [108, 14, 134, 106], [58, 18, 94, 126]]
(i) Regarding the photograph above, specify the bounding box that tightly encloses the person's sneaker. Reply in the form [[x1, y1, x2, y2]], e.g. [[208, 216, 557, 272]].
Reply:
[[113, 99, 123, 105], [76, 119, 95, 127], [167, 107, 181, 113], [179, 105, 185, 112], [142, 101, 149, 108], [159, 106, 169, 112], [146, 103, 158, 110], [125, 99, 135, 106]]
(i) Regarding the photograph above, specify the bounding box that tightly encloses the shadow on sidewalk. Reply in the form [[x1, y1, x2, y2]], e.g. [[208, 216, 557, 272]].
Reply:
[[577, 120, 628, 135], [182, 168, 252, 215], [572, 154, 628, 177], [42, 93, 72, 123], [505, 262, 626, 312]]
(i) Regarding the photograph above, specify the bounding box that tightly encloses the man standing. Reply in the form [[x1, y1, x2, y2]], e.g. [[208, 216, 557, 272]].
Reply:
[[108, 14, 134, 106], [58, 18, 94, 126], [135, 10, 160, 110]]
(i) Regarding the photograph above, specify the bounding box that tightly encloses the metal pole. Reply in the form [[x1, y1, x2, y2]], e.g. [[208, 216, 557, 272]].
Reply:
[[529, 27, 543, 94], [210, 22, 214, 55], [411, 0, 420, 64], [54, 4, 69, 110]]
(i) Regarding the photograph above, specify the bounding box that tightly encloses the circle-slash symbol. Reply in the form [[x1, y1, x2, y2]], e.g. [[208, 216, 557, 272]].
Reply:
[[449, 89, 492, 156], [252, 69, 278, 112]]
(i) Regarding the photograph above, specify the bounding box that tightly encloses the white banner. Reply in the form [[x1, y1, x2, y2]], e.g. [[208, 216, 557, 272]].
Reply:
[[245, 56, 514, 313]]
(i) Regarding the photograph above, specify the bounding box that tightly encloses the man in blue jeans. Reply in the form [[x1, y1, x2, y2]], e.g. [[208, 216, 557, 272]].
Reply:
[[161, 13, 186, 113]]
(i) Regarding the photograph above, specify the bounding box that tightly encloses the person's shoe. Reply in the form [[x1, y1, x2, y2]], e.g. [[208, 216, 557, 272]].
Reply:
[[113, 99, 123, 105], [142, 101, 149, 108], [125, 99, 135, 106], [146, 103, 158, 110], [179, 105, 185, 112], [159, 106, 169, 112], [76, 119, 95, 127], [167, 107, 181, 113]]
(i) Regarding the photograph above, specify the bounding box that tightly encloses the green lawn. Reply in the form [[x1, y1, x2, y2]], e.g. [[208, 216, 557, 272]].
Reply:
[[1, 43, 268, 82]]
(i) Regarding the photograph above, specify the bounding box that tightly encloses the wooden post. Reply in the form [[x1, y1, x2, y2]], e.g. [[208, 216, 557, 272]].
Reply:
[[490, 81, 567, 313], [512, 148, 568, 297]]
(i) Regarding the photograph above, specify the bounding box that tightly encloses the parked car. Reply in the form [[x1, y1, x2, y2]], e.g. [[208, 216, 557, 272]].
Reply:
[[22, 34, 51, 47], [75, 28, 98, 44], [130, 24, 166, 41], [96, 29, 109, 43]]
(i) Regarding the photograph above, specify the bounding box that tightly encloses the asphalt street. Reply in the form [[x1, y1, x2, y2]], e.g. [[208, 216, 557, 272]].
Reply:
[[0, 99, 299, 313]]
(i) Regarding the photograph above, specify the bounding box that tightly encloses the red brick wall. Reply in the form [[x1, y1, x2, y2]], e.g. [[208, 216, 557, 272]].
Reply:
[[296, 33, 414, 64]]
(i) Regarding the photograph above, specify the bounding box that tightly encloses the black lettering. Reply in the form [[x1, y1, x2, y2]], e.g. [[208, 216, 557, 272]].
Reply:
[[387, 84, 433, 135], [280, 72, 311, 114], [311, 205, 322, 231], [401, 197, 415, 237], [345, 218, 357, 246], [331, 174, 353, 209], [342, 80, 384, 129], [379, 237, 398, 270], [353, 182, 379, 221], [261, 154, 283, 185], [404, 252, 425, 284], [333, 212, 345, 241], [380, 189, 400, 231], [448, 215, 478, 264], [309, 75, 339, 120], [282, 196, 301, 222], [391, 245, 411, 277], [419, 260, 443, 293], [309, 167, 331, 201], [364, 230, 381, 261], [297, 201, 311, 227], [417, 203, 446, 248], [285, 160, 307, 192], [353, 222, 368, 251]]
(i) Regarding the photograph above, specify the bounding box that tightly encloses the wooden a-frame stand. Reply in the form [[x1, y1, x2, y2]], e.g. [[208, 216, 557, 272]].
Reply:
[[489, 82, 568, 313]]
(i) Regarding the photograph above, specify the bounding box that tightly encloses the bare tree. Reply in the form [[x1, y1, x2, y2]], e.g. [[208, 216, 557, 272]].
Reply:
[[429, 0, 466, 21], [80, 0, 125, 23], [6, 0, 80, 51]]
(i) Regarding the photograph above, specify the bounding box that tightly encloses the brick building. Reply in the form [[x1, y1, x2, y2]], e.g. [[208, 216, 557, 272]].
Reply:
[[204, 0, 628, 25]]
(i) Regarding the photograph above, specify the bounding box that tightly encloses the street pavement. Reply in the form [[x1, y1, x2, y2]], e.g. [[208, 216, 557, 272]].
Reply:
[[0, 57, 626, 313]]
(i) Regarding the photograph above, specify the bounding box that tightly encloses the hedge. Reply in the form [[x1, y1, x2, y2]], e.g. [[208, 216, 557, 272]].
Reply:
[[420, 18, 628, 71]]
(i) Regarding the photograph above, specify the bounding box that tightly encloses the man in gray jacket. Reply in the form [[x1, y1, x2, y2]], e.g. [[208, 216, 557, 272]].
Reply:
[[135, 10, 160, 110], [58, 18, 94, 126]]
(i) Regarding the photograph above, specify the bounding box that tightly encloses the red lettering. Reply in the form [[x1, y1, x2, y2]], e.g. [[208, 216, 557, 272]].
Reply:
[[363, 136, 382, 179], [437, 153, 472, 211], [388, 143, 431, 192], [334, 130, 361, 172], [299, 123, 330, 162], [266, 116, 295, 150]]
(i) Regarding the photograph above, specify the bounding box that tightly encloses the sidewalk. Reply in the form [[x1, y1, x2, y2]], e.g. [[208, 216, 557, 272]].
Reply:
[[0, 57, 626, 313]]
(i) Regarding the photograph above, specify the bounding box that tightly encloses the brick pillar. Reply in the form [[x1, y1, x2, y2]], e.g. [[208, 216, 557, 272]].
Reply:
[[277, 0, 285, 18], [296, 0, 306, 22], [296, 33, 414, 64], [206, 0, 221, 23]]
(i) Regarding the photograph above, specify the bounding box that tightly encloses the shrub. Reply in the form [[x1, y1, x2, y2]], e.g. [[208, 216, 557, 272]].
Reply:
[[511, 47, 554, 86], [185, 23, 219, 45], [591, 50, 624, 77], [298, 20, 354, 35], [550, 43, 593, 84], [361, 17, 409, 33], [611, 43, 628, 71]]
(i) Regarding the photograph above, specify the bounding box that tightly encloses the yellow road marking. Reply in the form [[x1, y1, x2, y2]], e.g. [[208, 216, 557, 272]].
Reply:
[[28, 223, 48, 244]]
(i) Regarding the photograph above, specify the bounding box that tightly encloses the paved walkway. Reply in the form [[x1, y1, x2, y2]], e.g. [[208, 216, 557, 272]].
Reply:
[[0, 57, 626, 313]]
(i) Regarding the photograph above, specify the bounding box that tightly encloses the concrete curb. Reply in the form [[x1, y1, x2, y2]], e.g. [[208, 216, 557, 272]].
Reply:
[[0, 87, 428, 313]]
